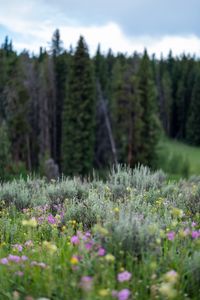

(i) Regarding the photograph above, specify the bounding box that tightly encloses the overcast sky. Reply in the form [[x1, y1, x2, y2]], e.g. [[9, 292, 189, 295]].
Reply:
[[0, 0, 199, 56]]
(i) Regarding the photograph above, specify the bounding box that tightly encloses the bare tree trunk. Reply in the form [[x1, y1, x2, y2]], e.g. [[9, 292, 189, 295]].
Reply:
[[96, 80, 117, 166]]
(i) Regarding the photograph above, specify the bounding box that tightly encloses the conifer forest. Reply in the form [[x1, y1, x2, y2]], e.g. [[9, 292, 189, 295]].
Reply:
[[0, 28, 200, 300], [1, 30, 200, 179]]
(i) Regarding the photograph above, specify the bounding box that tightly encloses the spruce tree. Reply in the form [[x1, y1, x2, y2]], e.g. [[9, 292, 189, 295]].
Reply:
[[111, 59, 143, 166], [137, 50, 160, 167], [62, 36, 96, 176], [186, 66, 200, 145]]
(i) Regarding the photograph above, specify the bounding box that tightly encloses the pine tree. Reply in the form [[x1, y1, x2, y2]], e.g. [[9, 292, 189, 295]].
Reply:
[[62, 36, 96, 176], [186, 66, 200, 145], [51, 29, 68, 166], [111, 59, 143, 166], [137, 50, 160, 167]]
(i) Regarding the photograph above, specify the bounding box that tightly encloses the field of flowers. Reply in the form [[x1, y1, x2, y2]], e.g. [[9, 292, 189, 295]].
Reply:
[[0, 166, 200, 300]]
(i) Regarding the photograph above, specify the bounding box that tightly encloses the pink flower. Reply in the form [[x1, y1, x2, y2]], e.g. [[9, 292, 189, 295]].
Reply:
[[167, 232, 175, 241], [15, 271, 24, 277], [85, 242, 94, 250], [98, 247, 106, 256], [47, 214, 56, 225], [80, 276, 93, 291], [117, 289, 131, 300], [0, 257, 9, 265], [71, 235, 79, 245], [191, 230, 200, 239], [24, 240, 33, 248], [192, 222, 197, 227], [117, 271, 132, 282]]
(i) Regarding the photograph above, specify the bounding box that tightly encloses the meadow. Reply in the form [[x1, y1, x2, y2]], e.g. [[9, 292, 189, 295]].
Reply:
[[0, 165, 200, 300], [157, 138, 200, 179]]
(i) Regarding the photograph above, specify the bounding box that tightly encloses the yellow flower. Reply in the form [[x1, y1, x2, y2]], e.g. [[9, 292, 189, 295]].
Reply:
[[98, 289, 110, 296], [43, 241, 57, 254], [159, 283, 177, 299], [164, 270, 179, 284], [171, 207, 184, 218], [105, 254, 115, 262], [22, 218, 37, 227], [70, 256, 79, 265], [93, 224, 109, 236], [113, 207, 119, 213]]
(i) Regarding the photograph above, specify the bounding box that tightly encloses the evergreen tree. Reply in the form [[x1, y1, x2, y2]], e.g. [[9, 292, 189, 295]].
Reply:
[[137, 50, 160, 166], [111, 59, 143, 166], [62, 36, 96, 176], [186, 66, 200, 145]]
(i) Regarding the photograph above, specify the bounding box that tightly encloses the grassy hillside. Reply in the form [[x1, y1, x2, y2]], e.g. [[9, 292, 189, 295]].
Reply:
[[0, 166, 199, 299], [158, 138, 200, 178]]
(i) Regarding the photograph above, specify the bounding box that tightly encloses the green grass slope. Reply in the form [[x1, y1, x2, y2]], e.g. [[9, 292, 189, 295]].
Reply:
[[158, 138, 200, 178]]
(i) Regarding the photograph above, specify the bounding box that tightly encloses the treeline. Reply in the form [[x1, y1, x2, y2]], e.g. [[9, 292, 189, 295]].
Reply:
[[0, 30, 200, 179]]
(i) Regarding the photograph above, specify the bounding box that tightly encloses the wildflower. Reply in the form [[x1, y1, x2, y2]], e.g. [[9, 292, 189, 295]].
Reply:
[[164, 270, 179, 284], [98, 289, 110, 296], [85, 242, 93, 250], [21, 255, 28, 261], [113, 207, 119, 213], [15, 271, 24, 277], [43, 241, 57, 254], [159, 283, 177, 299], [117, 271, 132, 282], [71, 235, 79, 245], [24, 240, 33, 248], [22, 218, 37, 227], [171, 207, 184, 218], [31, 261, 47, 268], [192, 221, 197, 227], [117, 289, 131, 300], [98, 247, 106, 256], [13, 244, 23, 252], [94, 224, 109, 236], [8, 255, 21, 263], [47, 214, 56, 225], [167, 232, 175, 241], [105, 254, 115, 262], [70, 255, 79, 265], [0, 257, 9, 265], [191, 230, 200, 239], [79, 276, 93, 291]]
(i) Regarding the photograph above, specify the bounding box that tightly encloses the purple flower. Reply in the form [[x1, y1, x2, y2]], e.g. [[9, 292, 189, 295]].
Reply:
[[192, 222, 197, 227], [117, 271, 132, 282], [80, 276, 93, 291], [167, 232, 175, 241], [117, 289, 131, 300], [191, 230, 200, 239], [47, 214, 56, 225], [21, 255, 28, 261], [98, 247, 106, 256], [71, 235, 79, 245], [0, 257, 9, 265], [13, 244, 23, 252], [85, 242, 93, 250], [15, 271, 24, 277], [8, 255, 21, 263]]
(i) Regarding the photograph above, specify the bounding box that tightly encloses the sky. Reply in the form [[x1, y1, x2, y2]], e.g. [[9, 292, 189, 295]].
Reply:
[[0, 0, 199, 57]]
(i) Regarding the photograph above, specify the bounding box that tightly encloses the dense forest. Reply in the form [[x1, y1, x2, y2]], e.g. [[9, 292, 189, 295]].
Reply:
[[0, 29, 200, 179]]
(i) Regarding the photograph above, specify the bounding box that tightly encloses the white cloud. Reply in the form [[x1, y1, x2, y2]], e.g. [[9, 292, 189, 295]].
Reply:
[[0, 1, 200, 57]]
